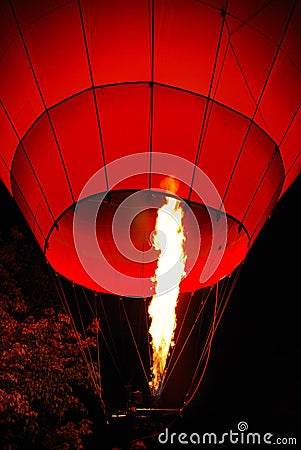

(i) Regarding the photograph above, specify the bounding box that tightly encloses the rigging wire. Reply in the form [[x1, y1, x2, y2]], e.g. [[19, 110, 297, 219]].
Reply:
[[183, 281, 220, 406], [48, 269, 106, 413], [189, 0, 229, 201], [77, 0, 109, 190], [94, 292, 102, 393], [72, 283, 98, 386], [79, 287, 123, 381], [144, 297, 152, 375], [160, 287, 213, 393], [164, 290, 196, 378], [119, 297, 151, 391], [183, 265, 242, 408], [96, 291, 124, 379], [45, 257, 243, 420]]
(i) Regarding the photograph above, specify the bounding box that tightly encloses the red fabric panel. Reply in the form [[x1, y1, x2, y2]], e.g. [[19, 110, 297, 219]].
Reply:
[[152, 85, 204, 163], [243, 153, 284, 235], [222, 124, 282, 224], [282, 0, 301, 70], [11, 177, 45, 247], [49, 90, 104, 201], [23, 1, 90, 107], [47, 226, 110, 293], [20, 114, 73, 217], [0, 1, 19, 58], [11, 147, 53, 237], [80, 0, 151, 85], [249, 186, 281, 242], [278, 0, 301, 195], [256, 52, 301, 145], [96, 84, 150, 191], [245, 0, 294, 43], [214, 43, 255, 118], [154, 0, 223, 95], [281, 163, 301, 199], [227, 0, 274, 24], [151, 85, 205, 198], [0, 37, 43, 138], [190, 102, 250, 206], [217, 18, 276, 115], [0, 104, 18, 170], [0, 157, 11, 192], [97, 84, 150, 163], [280, 108, 301, 172], [11, 0, 69, 31]]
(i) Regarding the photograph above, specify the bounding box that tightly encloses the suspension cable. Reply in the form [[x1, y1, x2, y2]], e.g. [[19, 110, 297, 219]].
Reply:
[[164, 291, 196, 377], [72, 283, 99, 390], [49, 271, 106, 413], [182, 267, 242, 408], [183, 282, 220, 405], [119, 297, 150, 390], [80, 288, 123, 381], [161, 287, 213, 393]]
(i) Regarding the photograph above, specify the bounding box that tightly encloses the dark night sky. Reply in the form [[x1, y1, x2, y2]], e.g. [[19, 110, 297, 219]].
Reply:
[[0, 174, 300, 448]]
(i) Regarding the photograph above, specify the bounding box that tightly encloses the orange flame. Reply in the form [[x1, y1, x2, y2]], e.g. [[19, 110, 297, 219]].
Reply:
[[148, 196, 187, 395], [160, 176, 179, 194]]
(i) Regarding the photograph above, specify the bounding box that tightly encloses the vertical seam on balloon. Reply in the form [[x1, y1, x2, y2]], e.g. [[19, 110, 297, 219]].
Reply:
[[221, 0, 298, 208], [72, 283, 101, 396], [225, 21, 270, 133], [188, 0, 229, 203], [279, 102, 301, 147], [192, 29, 231, 180], [241, 148, 281, 225], [191, 35, 231, 184], [144, 297, 152, 374], [163, 291, 194, 378], [0, 153, 10, 174], [9, 172, 46, 241], [54, 273, 106, 411], [8, 0, 76, 206], [226, 0, 275, 39], [183, 268, 242, 408], [184, 284, 219, 404], [1, 98, 57, 225], [77, 0, 109, 192], [148, 0, 155, 190], [282, 152, 301, 186], [6, 150, 47, 241], [249, 183, 283, 242], [12, 1, 74, 36], [210, 32, 231, 103], [95, 291, 124, 379], [162, 286, 212, 396], [43, 202, 76, 254], [120, 297, 150, 389]]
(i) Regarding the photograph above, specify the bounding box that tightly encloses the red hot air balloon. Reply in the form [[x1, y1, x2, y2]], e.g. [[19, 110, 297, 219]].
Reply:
[[0, 0, 300, 424]]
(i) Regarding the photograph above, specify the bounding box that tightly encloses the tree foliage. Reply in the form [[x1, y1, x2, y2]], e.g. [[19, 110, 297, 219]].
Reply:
[[0, 227, 97, 449]]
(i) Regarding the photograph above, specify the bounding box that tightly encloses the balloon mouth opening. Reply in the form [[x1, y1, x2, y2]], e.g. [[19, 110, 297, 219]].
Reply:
[[44, 189, 250, 296]]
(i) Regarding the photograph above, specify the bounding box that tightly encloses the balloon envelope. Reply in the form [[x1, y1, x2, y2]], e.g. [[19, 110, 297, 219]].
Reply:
[[0, 0, 300, 295]]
